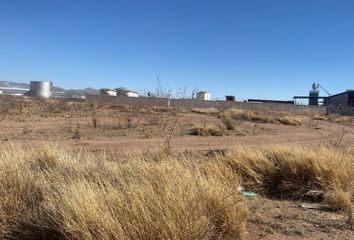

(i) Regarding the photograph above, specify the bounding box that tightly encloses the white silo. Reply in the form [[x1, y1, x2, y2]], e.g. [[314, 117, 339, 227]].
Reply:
[[29, 81, 53, 98]]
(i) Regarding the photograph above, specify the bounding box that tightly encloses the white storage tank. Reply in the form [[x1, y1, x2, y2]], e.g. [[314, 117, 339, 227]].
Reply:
[[196, 91, 211, 100], [100, 88, 117, 96], [115, 87, 139, 98], [29, 81, 53, 98]]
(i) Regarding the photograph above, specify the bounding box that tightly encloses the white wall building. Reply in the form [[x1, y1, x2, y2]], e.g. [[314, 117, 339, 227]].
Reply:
[[196, 91, 211, 100]]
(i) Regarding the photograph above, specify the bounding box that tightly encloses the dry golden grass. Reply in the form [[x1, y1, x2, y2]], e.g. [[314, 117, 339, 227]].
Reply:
[[1, 144, 353, 239], [219, 114, 235, 130], [190, 123, 225, 136], [312, 114, 327, 121], [191, 108, 220, 115], [0, 144, 247, 240], [217, 145, 354, 227], [331, 115, 354, 125], [276, 116, 303, 126], [223, 109, 273, 123], [221, 109, 303, 125], [217, 146, 354, 208]]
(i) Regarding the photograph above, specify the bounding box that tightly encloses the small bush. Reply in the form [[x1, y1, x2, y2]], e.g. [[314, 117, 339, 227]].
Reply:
[[220, 115, 235, 130], [190, 123, 225, 136], [312, 114, 327, 121], [276, 116, 303, 126]]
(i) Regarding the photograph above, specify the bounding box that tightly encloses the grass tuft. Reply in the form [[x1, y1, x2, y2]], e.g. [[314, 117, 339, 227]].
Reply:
[[190, 123, 225, 136], [0, 144, 247, 240], [191, 108, 220, 115]]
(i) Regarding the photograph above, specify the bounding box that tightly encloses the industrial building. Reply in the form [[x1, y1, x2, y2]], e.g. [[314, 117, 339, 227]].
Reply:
[[293, 83, 329, 106], [324, 90, 354, 107], [196, 91, 211, 100], [248, 99, 294, 104]]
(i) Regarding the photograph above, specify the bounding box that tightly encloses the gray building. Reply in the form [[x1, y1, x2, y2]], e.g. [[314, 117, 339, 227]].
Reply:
[[324, 90, 354, 107]]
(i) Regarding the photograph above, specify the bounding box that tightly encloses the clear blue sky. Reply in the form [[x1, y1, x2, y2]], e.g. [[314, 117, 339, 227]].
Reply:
[[1, 0, 353, 100]]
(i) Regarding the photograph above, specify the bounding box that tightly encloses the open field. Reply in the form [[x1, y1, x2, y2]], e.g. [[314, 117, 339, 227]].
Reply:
[[0, 96, 353, 239]]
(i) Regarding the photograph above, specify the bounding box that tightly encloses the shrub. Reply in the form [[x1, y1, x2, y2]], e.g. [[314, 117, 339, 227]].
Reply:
[[276, 116, 303, 126], [312, 114, 327, 121], [190, 123, 225, 136], [220, 115, 235, 130]]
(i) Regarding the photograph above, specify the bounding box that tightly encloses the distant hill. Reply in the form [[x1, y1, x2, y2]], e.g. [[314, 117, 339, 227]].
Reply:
[[0, 81, 99, 95]]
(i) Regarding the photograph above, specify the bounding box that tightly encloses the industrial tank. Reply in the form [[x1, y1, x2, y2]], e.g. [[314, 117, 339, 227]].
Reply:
[[29, 81, 53, 98], [309, 90, 319, 105], [100, 88, 117, 96]]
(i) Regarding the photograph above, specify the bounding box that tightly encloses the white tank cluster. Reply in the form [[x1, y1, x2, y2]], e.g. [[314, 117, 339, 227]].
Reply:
[[29, 81, 53, 98], [100, 87, 139, 98], [100, 88, 117, 96]]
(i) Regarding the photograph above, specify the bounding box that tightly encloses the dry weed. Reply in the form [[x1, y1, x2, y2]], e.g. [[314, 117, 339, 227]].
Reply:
[[0, 144, 247, 240], [191, 108, 220, 115]]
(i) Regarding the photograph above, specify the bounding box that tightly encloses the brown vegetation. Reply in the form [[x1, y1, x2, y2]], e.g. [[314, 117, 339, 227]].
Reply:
[[0, 144, 247, 240], [220, 109, 303, 126], [1, 96, 354, 239], [190, 122, 225, 136], [0, 144, 353, 239], [191, 107, 220, 115]]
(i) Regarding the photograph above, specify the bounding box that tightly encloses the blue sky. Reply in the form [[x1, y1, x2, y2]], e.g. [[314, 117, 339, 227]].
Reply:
[[0, 0, 353, 100]]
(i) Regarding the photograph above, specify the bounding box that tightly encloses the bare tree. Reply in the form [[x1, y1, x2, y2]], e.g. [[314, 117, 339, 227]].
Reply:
[[192, 85, 199, 99]]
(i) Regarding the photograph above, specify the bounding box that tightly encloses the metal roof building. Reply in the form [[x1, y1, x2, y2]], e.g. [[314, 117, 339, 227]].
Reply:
[[324, 90, 354, 107]]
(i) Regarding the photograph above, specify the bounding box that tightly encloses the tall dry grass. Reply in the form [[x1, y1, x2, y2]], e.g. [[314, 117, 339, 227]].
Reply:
[[216, 146, 354, 223], [1, 144, 353, 239], [0, 144, 247, 240], [191, 108, 220, 115], [221, 109, 303, 126]]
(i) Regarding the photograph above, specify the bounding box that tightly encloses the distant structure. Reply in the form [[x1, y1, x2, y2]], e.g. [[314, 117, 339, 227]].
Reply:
[[115, 87, 139, 98], [324, 90, 354, 107], [293, 83, 330, 105], [248, 99, 294, 104], [29, 81, 53, 98], [100, 88, 117, 96], [309, 83, 319, 105], [225, 95, 235, 101], [147, 92, 157, 97], [196, 91, 211, 100]]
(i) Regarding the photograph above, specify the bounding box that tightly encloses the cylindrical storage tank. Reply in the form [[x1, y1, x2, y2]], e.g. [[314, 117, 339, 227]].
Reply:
[[30, 81, 53, 98], [309, 90, 319, 105], [100, 88, 117, 96]]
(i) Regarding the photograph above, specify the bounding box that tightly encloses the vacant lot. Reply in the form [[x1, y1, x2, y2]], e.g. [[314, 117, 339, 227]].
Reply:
[[0, 96, 353, 240]]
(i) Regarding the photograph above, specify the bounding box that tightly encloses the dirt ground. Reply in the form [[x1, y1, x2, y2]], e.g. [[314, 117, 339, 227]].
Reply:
[[0, 96, 353, 239]]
